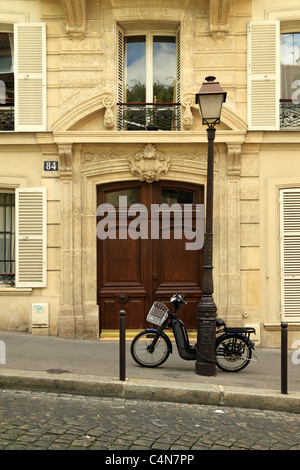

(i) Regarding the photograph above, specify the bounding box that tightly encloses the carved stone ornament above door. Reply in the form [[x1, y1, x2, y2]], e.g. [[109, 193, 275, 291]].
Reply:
[[128, 144, 170, 183]]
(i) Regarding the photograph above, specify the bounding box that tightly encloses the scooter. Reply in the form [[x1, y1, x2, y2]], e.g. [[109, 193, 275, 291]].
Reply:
[[130, 294, 258, 372]]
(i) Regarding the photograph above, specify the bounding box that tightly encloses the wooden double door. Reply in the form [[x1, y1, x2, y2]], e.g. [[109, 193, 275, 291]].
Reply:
[[97, 181, 204, 331]]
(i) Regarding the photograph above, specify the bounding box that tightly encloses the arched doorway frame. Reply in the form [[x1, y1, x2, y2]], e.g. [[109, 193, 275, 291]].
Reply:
[[79, 143, 219, 337]]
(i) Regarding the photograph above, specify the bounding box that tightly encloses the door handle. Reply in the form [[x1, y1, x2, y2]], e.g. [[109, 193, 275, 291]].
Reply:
[[153, 274, 157, 281]]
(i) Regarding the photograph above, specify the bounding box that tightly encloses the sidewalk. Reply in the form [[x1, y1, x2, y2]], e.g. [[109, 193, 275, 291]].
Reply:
[[0, 330, 300, 413]]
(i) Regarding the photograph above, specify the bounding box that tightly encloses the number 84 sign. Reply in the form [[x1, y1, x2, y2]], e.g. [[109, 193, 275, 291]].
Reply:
[[44, 161, 58, 171]]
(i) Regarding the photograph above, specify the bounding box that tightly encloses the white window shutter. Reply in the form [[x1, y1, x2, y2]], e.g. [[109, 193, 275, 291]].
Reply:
[[247, 21, 280, 130], [15, 188, 47, 288], [117, 25, 124, 130], [14, 23, 47, 132], [280, 188, 300, 322]]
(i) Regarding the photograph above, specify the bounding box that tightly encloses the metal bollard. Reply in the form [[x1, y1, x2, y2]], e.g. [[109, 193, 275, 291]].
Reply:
[[281, 322, 288, 394], [119, 310, 126, 381]]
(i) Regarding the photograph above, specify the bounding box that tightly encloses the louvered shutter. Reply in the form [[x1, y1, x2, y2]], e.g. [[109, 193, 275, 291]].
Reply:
[[14, 23, 46, 132], [247, 21, 280, 130], [280, 188, 300, 322], [175, 25, 181, 130], [117, 25, 124, 130], [15, 188, 47, 288]]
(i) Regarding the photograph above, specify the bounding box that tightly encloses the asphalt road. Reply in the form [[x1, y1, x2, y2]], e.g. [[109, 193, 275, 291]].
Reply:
[[0, 389, 300, 452]]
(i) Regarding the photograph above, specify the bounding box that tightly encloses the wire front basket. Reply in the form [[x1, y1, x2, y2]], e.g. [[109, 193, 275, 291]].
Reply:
[[146, 301, 169, 326]]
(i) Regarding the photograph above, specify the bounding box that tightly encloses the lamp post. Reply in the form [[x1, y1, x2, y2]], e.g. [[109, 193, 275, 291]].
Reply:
[[195, 76, 227, 376]]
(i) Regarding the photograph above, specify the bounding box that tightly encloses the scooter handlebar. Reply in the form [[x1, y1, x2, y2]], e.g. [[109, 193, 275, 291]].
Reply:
[[171, 294, 187, 305]]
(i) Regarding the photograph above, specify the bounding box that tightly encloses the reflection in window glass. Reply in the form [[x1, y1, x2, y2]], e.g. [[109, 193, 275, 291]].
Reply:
[[0, 32, 14, 104], [161, 189, 194, 204], [125, 36, 146, 102], [153, 36, 176, 103], [106, 189, 139, 205], [281, 33, 300, 100], [124, 34, 176, 103]]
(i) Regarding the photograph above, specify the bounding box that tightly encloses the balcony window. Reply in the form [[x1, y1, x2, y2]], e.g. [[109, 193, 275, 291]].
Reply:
[[0, 31, 14, 131], [0, 193, 15, 285], [280, 32, 300, 128]]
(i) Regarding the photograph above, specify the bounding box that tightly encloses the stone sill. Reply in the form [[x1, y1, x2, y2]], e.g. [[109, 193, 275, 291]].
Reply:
[[264, 323, 300, 331], [0, 287, 32, 296]]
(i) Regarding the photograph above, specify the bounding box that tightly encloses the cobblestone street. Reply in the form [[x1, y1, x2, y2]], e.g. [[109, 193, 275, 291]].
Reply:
[[0, 389, 300, 452]]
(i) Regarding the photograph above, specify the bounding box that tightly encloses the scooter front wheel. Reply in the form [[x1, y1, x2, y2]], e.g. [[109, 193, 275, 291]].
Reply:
[[131, 330, 170, 367]]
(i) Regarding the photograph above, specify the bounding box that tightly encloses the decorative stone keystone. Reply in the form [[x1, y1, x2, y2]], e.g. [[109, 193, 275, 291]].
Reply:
[[129, 144, 170, 183]]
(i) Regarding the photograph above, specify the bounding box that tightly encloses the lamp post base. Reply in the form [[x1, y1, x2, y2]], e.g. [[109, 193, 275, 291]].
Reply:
[[195, 293, 217, 376]]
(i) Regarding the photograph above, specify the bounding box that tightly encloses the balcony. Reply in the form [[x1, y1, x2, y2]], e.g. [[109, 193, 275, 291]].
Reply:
[[0, 273, 15, 286], [0, 100, 14, 131], [117, 102, 181, 131], [280, 100, 300, 128]]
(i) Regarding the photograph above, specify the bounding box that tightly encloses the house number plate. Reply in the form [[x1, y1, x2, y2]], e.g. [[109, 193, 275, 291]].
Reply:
[[44, 161, 59, 171]]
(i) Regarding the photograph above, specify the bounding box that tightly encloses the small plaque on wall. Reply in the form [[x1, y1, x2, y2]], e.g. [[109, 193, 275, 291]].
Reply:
[[44, 161, 59, 171]]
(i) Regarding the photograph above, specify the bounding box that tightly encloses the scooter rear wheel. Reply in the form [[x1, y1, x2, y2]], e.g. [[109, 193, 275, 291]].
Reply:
[[216, 335, 252, 372], [131, 330, 170, 367]]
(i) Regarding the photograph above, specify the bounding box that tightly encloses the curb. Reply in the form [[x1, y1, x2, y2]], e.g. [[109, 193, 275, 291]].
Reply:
[[1, 368, 300, 414]]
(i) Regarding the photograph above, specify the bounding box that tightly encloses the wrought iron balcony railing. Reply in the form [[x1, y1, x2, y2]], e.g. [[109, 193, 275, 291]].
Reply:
[[117, 102, 181, 131], [0, 100, 14, 131], [280, 100, 300, 128], [0, 273, 15, 286]]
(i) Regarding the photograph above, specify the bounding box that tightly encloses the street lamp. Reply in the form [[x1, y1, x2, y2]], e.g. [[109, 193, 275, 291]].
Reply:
[[195, 76, 227, 376]]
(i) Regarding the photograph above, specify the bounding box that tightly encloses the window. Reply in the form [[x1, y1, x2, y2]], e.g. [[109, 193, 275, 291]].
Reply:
[[0, 23, 46, 132], [117, 25, 181, 130], [161, 188, 194, 204], [281, 32, 300, 128], [0, 31, 14, 130], [106, 188, 139, 205], [280, 188, 300, 322], [124, 34, 176, 103], [248, 20, 300, 130], [0, 193, 15, 284]]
